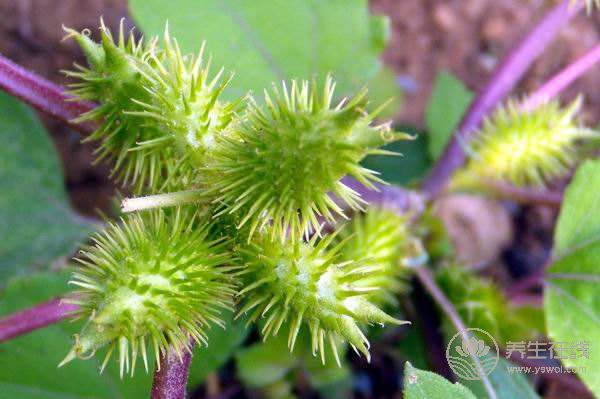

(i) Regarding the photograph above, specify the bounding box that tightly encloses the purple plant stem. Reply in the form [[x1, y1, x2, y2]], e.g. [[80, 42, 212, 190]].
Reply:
[[0, 54, 97, 133], [522, 43, 600, 111], [509, 293, 542, 307], [485, 180, 563, 207], [341, 176, 425, 215], [0, 298, 77, 343], [422, 0, 582, 198], [151, 343, 194, 399]]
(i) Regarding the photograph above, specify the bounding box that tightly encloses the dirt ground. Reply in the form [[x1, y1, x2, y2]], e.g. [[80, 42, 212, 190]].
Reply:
[[0, 0, 598, 215]]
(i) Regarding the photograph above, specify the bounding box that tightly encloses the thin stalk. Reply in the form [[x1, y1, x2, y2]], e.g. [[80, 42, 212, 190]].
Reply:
[[522, 44, 600, 111], [0, 298, 77, 342], [121, 190, 206, 213], [414, 266, 498, 399], [340, 176, 425, 215], [151, 342, 194, 399], [484, 180, 563, 207], [0, 54, 97, 133], [422, 0, 582, 198]]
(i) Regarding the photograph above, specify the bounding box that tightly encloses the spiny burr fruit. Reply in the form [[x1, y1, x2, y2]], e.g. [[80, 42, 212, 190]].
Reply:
[[65, 22, 238, 193], [61, 208, 236, 377], [205, 77, 410, 241], [64, 21, 166, 192], [452, 98, 597, 190], [127, 27, 242, 166], [234, 230, 409, 365], [336, 207, 414, 306]]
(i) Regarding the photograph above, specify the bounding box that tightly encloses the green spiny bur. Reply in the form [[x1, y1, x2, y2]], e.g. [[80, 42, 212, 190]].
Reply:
[[452, 98, 597, 189], [65, 22, 168, 192], [65, 23, 238, 193], [61, 208, 237, 377], [205, 77, 410, 240], [235, 230, 408, 365], [62, 23, 415, 373], [130, 28, 242, 165], [336, 208, 413, 306]]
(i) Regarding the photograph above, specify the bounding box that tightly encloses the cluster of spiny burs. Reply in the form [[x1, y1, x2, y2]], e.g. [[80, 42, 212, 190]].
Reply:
[[61, 23, 417, 377]]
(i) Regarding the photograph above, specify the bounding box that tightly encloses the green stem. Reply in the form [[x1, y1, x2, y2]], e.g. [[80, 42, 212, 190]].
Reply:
[[121, 190, 205, 213]]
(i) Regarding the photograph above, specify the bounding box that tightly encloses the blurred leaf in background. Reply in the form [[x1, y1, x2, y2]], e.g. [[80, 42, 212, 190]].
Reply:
[[394, 320, 430, 370], [128, 0, 401, 111], [236, 334, 296, 389], [545, 159, 600, 397], [0, 92, 95, 282], [425, 71, 473, 160], [188, 312, 250, 384], [361, 127, 431, 186], [236, 331, 351, 399], [366, 66, 403, 119]]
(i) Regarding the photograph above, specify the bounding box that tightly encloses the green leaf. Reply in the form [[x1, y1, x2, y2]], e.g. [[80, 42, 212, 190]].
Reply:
[[395, 319, 429, 370], [303, 345, 352, 399], [236, 331, 351, 399], [365, 66, 403, 119], [0, 270, 152, 399], [188, 312, 250, 385], [545, 159, 600, 396], [129, 0, 390, 103], [236, 334, 296, 388], [403, 362, 476, 399], [459, 357, 540, 399], [0, 92, 94, 281], [552, 159, 600, 257], [425, 72, 473, 160], [361, 128, 430, 185]]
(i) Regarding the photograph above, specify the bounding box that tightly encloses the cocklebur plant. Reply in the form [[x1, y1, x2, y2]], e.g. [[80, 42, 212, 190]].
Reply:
[[336, 207, 414, 306], [60, 207, 237, 377], [235, 229, 408, 365], [58, 23, 411, 372], [204, 78, 411, 241], [231, 207, 419, 395], [64, 21, 167, 192], [65, 22, 240, 194], [68, 23, 411, 239], [59, 22, 597, 379], [126, 29, 242, 171], [0, 0, 597, 397], [450, 98, 597, 191]]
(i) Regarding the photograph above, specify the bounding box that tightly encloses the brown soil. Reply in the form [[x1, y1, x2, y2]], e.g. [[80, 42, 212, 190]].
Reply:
[[371, 0, 600, 125]]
